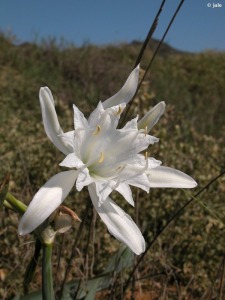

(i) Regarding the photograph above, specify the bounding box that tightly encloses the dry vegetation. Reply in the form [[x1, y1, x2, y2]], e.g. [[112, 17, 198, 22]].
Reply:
[[0, 33, 225, 299]]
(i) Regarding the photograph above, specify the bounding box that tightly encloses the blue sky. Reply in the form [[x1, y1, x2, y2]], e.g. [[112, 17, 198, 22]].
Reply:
[[0, 0, 224, 52]]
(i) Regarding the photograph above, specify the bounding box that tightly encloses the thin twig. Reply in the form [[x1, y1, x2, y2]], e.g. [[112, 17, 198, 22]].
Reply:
[[121, 0, 185, 126], [133, 0, 166, 68]]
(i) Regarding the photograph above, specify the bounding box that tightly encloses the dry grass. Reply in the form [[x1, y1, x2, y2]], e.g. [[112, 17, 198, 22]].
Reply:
[[0, 33, 225, 299]]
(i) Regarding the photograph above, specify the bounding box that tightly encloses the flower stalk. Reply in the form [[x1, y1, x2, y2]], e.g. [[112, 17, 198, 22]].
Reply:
[[42, 242, 54, 300]]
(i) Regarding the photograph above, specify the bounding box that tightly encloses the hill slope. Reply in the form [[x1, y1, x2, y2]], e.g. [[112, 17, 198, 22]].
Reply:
[[0, 33, 224, 298]]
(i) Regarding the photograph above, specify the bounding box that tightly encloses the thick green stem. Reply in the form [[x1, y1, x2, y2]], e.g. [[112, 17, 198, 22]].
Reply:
[[6, 193, 27, 214], [42, 243, 55, 300]]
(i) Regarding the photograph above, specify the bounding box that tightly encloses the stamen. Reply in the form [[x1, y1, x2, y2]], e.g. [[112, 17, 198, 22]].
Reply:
[[115, 105, 123, 115], [145, 126, 148, 136], [144, 151, 149, 170], [92, 125, 101, 135], [145, 151, 148, 160], [98, 152, 104, 163]]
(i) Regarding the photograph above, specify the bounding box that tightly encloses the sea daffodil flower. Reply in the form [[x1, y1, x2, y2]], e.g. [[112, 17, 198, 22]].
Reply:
[[18, 66, 197, 255]]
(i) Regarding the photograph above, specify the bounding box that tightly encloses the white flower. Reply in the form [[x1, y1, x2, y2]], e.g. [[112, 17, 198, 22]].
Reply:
[[18, 66, 197, 255]]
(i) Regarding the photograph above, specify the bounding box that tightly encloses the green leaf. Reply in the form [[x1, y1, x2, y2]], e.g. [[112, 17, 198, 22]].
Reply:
[[63, 245, 133, 299], [12, 291, 42, 300]]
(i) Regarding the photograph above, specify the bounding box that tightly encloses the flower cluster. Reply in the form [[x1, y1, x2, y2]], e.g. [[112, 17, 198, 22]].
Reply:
[[19, 66, 197, 255]]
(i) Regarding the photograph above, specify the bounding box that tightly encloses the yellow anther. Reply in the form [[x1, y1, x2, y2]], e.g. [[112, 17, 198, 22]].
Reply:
[[98, 152, 104, 163], [93, 125, 101, 135], [115, 105, 123, 115]]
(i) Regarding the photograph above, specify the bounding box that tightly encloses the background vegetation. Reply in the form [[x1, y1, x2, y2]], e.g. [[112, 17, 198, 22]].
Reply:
[[0, 32, 224, 299]]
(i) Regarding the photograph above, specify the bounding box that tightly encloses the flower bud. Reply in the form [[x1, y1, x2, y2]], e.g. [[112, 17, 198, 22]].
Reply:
[[49, 205, 81, 234]]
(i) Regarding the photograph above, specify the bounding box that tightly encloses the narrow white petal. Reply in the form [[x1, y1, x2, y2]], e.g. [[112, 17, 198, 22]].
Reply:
[[102, 65, 140, 109], [138, 101, 166, 133], [88, 184, 145, 255], [18, 170, 78, 235], [73, 104, 88, 130], [115, 183, 134, 206], [147, 166, 197, 188], [88, 101, 105, 127], [39, 87, 73, 155]]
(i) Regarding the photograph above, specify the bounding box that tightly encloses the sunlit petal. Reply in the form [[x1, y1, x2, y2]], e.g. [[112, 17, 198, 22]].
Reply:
[[39, 87, 73, 155], [88, 184, 145, 255], [102, 65, 140, 109], [18, 170, 78, 235], [73, 104, 88, 130], [115, 183, 134, 206], [147, 166, 197, 188], [60, 153, 84, 169]]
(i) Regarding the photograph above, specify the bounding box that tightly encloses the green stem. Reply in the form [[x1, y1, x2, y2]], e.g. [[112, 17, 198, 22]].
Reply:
[[3, 200, 15, 211], [6, 192, 27, 214], [42, 243, 55, 300]]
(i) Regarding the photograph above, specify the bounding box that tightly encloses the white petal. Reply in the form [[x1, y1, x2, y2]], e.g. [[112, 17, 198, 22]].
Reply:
[[59, 130, 75, 149], [115, 183, 134, 206], [138, 102, 166, 133], [121, 116, 139, 131], [39, 87, 73, 155], [88, 184, 145, 255], [18, 170, 78, 235], [73, 104, 88, 130], [147, 157, 162, 169], [147, 166, 197, 188], [125, 172, 150, 193], [95, 181, 113, 205], [76, 168, 93, 191], [60, 153, 84, 169], [88, 101, 105, 127], [102, 65, 140, 109]]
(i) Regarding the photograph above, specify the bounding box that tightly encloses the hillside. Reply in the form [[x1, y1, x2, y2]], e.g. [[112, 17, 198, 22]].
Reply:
[[0, 33, 225, 299]]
